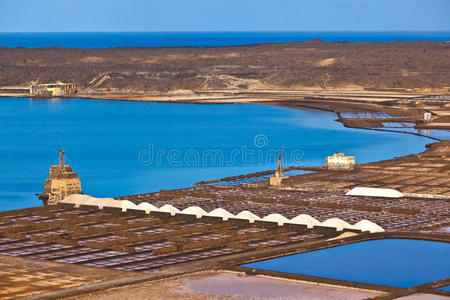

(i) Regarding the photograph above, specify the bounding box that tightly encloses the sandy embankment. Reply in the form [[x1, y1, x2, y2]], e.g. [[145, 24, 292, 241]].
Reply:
[[68, 271, 382, 300]]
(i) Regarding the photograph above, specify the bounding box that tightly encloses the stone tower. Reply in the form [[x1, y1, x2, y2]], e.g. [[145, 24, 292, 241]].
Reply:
[[39, 150, 82, 205]]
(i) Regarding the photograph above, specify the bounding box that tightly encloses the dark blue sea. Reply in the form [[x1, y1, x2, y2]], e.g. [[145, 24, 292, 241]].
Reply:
[[0, 31, 449, 48]]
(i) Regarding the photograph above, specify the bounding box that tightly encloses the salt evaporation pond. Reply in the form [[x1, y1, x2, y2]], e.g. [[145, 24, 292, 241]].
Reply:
[[243, 239, 450, 288]]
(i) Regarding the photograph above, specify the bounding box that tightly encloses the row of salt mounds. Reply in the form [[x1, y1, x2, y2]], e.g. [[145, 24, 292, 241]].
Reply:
[[352, 220, 384, 233], [62, 194, 110, 208], [208, 208, 235, 221], [62, 194, 138, 212], [289, 214, 321, 229], [346, 187, 404, 198], [321, 218, 353, 231], [63, 194, 115, 208], [159, 204, 180, 216], [180, 206, 208, 218], [137, 203, 159, 214], [262, 214, 290, 226], [235, 211, 260, 223], [61, 195, 384, 233]]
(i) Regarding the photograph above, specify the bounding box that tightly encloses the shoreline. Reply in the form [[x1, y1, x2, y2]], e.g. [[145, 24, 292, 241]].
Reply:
[[74, 90, 450, 139], [2, 89, 448, 139]]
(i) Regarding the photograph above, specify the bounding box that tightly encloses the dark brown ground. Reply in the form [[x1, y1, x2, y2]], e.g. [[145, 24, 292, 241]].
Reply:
[[1, 40, 449, 93], [0, 254, 136, 299]]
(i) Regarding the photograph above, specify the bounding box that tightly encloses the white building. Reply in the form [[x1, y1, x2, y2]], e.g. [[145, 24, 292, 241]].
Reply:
[[326, 153, 355, 170]]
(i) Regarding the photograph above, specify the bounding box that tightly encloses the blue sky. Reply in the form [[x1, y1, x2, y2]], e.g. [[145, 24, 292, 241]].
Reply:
[[0, 0, 449, 32]]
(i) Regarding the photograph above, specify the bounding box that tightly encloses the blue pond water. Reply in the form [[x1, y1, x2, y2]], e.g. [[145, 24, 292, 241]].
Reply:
[[0, 97, 438, 211], [243, 239, 450, 288], [0, 31, 449, 48]]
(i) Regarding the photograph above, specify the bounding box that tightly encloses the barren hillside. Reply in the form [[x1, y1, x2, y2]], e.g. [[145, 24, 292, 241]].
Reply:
[[0, 40, 449, 93]]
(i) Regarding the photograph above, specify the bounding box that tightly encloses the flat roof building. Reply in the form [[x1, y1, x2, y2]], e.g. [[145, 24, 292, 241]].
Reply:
[[326, 153, 355, 170], [30, 82, 76, 97]]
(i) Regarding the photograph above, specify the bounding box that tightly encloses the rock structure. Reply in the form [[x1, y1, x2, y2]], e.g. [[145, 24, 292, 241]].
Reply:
[[39, 150, 82, 205]]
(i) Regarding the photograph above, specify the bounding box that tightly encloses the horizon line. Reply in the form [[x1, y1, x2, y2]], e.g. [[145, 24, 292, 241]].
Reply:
[[1, 30, 450, 34]]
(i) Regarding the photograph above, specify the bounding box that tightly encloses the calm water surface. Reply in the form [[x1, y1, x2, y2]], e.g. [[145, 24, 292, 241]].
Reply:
[[0, 97, 436, 211], [0, 31, 449, 48], [243, 239, 450, 288]]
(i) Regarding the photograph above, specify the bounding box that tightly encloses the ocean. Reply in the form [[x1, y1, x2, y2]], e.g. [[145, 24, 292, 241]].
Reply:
[[0, 31, 449, 48]]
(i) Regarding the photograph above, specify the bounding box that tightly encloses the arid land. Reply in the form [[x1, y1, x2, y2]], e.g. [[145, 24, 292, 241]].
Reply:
[[1, 40, 449, 130]]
